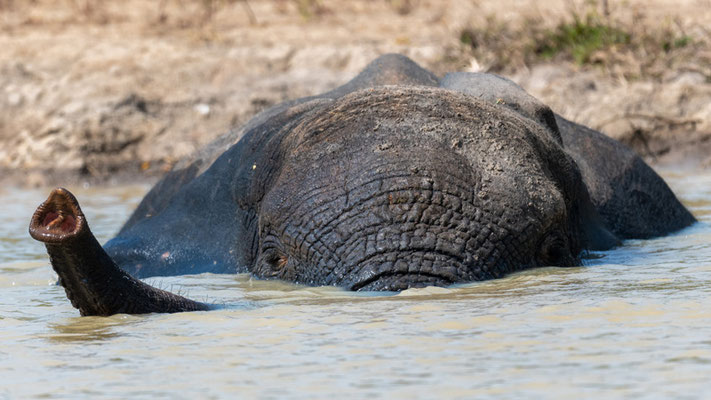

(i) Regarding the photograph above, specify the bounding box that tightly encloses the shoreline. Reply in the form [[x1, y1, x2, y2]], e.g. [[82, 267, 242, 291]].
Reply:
[[3, 142, 707, 189], [1, 0, 709, 188]]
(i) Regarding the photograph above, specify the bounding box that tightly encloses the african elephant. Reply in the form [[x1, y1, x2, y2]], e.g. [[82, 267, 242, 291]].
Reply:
[[30, 54, 695, 316]]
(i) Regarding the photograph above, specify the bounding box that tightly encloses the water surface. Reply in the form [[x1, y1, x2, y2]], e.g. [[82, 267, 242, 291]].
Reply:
[[1, 172, 710, 399]]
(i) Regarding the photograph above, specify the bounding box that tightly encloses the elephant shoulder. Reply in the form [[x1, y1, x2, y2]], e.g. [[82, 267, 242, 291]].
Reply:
[[556, 115, 695, 239]]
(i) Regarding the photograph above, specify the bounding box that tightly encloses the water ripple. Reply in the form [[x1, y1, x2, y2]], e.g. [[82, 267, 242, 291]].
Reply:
[[1, 173, 710, 399]]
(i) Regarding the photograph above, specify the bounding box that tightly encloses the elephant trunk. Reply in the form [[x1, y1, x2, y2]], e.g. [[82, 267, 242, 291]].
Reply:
[[29, 188, 209, 316]]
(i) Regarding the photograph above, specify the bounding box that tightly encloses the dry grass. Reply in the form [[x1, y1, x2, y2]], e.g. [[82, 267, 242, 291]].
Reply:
[[0, 0, 419, 26], [2, 0, 708, 82], [458, 0, 711, 82]]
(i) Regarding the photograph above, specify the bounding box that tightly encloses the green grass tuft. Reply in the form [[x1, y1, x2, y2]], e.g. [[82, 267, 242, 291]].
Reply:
[[534, 15, 630, 64], [662, 35, 692, 52]]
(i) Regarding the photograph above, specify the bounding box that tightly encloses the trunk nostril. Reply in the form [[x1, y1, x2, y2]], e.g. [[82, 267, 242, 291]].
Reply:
[[60, 215, 77, 232], [41, 212, 77, 233], [42, 211, 60, 228]]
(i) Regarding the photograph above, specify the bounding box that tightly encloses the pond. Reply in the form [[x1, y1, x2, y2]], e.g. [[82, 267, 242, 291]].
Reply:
[[1, 170, 710, 399]]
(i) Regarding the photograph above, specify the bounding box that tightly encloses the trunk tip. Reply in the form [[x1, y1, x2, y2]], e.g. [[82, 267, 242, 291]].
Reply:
[[29, 187, 86, 243]]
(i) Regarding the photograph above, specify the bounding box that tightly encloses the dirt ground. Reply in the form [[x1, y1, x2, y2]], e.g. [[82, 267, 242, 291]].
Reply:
[[1, 0, 710, 186]]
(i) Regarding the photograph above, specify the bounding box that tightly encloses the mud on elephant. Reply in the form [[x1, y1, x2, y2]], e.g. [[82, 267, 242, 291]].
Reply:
[[30, 54, 695, 316]]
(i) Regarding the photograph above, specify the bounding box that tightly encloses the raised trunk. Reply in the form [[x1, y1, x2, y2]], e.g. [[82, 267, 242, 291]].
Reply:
[[29, 188, 209, 316]]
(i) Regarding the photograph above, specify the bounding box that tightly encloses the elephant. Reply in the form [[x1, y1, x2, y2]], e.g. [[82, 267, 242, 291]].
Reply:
[[29, 54, 695, 316]]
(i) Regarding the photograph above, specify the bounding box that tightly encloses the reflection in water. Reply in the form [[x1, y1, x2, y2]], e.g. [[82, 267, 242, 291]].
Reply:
[[47, 315, 145, 343], [0, 173, 710, 398]]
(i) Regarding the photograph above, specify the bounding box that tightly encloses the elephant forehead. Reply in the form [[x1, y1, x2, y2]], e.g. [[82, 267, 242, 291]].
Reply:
[[260, 89, 567, 231], [285, 86, 560, 174], [271, 87, 563, 200], [265, 145, 562, 228]]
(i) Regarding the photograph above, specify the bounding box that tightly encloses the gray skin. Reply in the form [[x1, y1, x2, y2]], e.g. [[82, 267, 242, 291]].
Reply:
[[29, 54, 695, 316]]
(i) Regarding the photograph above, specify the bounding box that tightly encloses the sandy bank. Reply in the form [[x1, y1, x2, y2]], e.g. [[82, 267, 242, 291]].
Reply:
[[0, 0, 709, 186]]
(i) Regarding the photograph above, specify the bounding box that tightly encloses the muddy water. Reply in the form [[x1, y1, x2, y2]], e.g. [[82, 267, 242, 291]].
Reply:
[[1, 171, 710, 399]]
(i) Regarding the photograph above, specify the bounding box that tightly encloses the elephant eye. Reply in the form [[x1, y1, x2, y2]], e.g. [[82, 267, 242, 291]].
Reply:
[[257, 246, 289, 277], [538, 231, 572, 267], [266, 252, 289, 270], [256, 227, 298, 280]]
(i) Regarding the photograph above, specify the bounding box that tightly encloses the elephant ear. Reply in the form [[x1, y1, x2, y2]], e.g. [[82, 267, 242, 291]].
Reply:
[[439, 72, 621, 250], [556, 115, 696, 239], [440, 71, 695, 239]]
